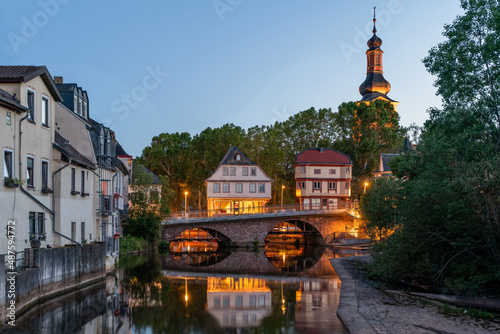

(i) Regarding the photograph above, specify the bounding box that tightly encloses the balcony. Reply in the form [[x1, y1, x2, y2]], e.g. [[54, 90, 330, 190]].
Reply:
[[99, 195, 113, 214]]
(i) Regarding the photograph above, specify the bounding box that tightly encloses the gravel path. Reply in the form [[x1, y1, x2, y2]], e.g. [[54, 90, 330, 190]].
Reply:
[[331, 256, 500, 334]]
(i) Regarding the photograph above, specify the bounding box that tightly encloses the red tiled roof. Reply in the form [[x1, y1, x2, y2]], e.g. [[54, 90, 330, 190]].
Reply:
[[296, 148, 351, 165]]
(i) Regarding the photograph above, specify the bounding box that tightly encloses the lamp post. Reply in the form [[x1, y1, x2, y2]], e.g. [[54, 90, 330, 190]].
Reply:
[[281, 185, 285, 210], [364, 182, 369, 194], [184, 191, 188, 217]]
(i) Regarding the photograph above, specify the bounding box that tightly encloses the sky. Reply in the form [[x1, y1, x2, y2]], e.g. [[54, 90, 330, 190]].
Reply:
[[2, 0, 464, 157]]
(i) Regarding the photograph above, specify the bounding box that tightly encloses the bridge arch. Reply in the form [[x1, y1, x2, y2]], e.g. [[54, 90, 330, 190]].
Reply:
[[162, 212, 355, 247]]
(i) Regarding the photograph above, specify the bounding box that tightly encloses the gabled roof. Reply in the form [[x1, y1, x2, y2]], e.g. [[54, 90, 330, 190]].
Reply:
[[0, 88, 28, 112], [54, 132, 96, 170], [295, 148, 352, 165], [218, 146, 256, 167], [0, 66, 62, 102], [116, 142, 130, 157]]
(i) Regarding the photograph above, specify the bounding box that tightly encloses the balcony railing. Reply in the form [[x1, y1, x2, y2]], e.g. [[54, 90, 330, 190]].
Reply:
[[99, 195, 112, 214]]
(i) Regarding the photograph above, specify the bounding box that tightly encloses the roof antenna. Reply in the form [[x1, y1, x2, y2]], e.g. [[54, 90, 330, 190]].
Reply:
[[373, 6, 377, 34]]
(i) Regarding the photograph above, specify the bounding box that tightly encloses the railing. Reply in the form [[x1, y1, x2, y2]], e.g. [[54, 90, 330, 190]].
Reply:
[[99, 195, 112, 214], [169, 204, 351, 220], [4, 249, 38, 271]]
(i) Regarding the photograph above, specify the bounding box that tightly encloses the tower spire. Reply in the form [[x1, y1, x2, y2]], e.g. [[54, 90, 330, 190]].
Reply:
[[373, 6, 377, 33]]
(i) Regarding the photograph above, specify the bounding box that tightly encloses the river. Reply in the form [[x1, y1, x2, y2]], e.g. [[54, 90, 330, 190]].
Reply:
[[11, 243, 366, 333]]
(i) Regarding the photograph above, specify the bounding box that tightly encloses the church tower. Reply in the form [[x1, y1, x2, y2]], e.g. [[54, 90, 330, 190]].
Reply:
[[358, 8, 398, 111]]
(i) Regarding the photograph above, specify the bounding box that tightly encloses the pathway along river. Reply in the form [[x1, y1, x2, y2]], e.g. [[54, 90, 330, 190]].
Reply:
[[11, 243, 366, 333]]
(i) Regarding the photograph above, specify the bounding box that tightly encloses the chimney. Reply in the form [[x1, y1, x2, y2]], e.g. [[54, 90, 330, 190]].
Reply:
[[54, 76, 63, 84]]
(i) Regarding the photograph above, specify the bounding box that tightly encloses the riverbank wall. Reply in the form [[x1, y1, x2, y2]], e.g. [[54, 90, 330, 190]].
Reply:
[[0, 243, 106, 325]]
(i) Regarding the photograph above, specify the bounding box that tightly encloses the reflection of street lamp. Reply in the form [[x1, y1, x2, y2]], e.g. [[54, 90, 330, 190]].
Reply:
[[185, 277, 188, 303], [364, 182, 369, 194], [184, 191, 188, 217], [281, 185, 285, 210]]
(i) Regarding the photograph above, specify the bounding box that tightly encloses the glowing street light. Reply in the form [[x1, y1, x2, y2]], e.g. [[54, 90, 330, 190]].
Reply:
[[184, 191, 188, 217], [364, 182, 369, 194], [281, 185, 285, 210]]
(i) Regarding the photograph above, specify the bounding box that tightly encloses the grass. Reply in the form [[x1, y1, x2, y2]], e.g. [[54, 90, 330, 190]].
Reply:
[[438, 303, 497, 320]]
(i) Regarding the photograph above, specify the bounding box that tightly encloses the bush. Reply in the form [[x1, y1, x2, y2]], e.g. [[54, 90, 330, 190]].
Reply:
[[120, 236, 149, 255]]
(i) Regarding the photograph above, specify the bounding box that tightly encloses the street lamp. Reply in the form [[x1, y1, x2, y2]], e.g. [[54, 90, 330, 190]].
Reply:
[[281, 185, 285, 210], [184, 191, 188, 217], [364, 182, 369, 194]]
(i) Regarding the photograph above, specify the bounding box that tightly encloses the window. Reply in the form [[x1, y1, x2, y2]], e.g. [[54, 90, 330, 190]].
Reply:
[[41, 95, 49, 127], [223, 296, 230, 308], [26, 156, 34, 187], [27, 89, 35, 122], [346, 181, 349, 189], [250, 167, 256, 176], [329, 182, 336, 190], [236, 295, 243, 308], [235, 153, 241, 161], [222, 167, 228, 176], [41, 160, 49, 189], [6, 111, 11, 125], [236, 183, 242, 193], [71, 168, 76, 192], [29, 212, 45, 239], [258, 183, 265, 193], [81, 170, 85, 193], [314, 181, 321, 190], [297, 182, 301, 189], [151, 190, 159, 204], [78, 98, 82, 115], [71, 221, 76, 241], [223, 183, 230, 193], [249, 183, 256, 193], [346, 167, 350, 174], [302, 181, 305, 189], [4, 150, 13, 179], [242, 313, 249, 324], [249, 295, 256, 307], [301, 166, 306, 174], [258, 295, 265, 306], [81, 222, 85, 243], [213, 183, 220, 193], [329, 169, 336, 175], [242, 167, 248, 176], [311, 198, 320, 209], [83, 102, 87, 118], [314, 169, 321, 174], [230, 167, 236, 176], [213, 297, 221, 308]]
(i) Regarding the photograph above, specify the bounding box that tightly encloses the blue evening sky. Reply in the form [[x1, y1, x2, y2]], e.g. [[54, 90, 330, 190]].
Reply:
[[2, 0, 463, 157]]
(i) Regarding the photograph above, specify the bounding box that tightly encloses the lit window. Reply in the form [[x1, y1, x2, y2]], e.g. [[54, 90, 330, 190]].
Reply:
[[26, 156, 34, 187], [213, 183, 220, 193], [41, 96, 49, 127], [230, 167, 236, 176], [242, 167, 248, 176], [222, 167, 228, 176], [249, 183, 256, 193], [223, 183, 230, 193], [236, 183, 242, 193], [250, 167, 256, 176]]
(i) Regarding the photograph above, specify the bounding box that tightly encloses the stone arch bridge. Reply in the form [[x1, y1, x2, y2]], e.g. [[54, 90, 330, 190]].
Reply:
[[162, 211, 357, 247]]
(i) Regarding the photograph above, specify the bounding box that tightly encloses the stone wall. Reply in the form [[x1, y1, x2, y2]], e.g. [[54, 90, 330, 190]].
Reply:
[[1, 243, 106, 324]]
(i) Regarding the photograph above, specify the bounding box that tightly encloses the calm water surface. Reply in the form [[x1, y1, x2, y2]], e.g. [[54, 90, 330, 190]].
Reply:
[[12, 244, 365, 334]]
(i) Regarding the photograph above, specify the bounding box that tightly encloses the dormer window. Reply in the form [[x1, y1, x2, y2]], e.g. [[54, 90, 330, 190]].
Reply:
[[235, 154, 241, 161]]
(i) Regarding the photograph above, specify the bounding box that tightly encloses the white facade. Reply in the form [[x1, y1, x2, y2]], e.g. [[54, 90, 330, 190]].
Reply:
[[205, 147, 272, 216], [0, 67, 62, 253]]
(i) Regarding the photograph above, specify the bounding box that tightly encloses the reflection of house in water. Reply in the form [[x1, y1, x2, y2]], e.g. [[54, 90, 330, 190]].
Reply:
[[296, 277, 340, 310], [206, 277, 272, 328]]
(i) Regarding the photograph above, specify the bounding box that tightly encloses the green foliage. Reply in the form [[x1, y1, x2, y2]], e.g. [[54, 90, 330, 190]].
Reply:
[[363, 0, 500, 295], [122, 209, 163, 243], [120, 236, 149, 255], [158, 240, 169, 254]]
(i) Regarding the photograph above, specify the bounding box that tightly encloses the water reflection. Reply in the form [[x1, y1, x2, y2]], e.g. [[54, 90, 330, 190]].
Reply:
[[12, 244, 365, 333]]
